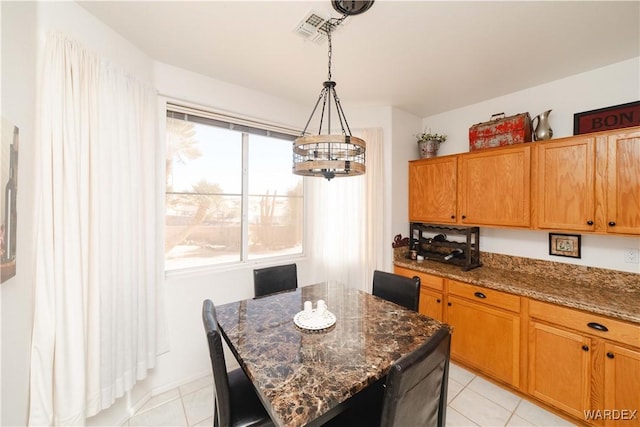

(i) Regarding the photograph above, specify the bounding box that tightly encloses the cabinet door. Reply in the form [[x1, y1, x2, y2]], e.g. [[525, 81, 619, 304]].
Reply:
[[535, 137, 596, 231], [409, 156, 457, 223], [419, 288, 444, 321], [458, 145, 531, 227], [528, 321, 592, 419], [603, 343, 640, 427], [447, 295, 520, 387], [606, 130, 640, 235]]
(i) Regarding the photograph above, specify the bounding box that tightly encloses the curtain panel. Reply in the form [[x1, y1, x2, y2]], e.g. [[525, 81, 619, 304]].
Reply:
[[29, 33, 163, 425], [307, 128, 385, 291]]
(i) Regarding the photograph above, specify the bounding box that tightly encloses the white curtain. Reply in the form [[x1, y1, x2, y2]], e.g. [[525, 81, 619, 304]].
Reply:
[[308, 128, 385, 291], [29, 33, 164, 425]]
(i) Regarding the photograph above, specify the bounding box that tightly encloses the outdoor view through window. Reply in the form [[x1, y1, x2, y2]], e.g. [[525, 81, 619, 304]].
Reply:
[[165, 109, 303, 271]]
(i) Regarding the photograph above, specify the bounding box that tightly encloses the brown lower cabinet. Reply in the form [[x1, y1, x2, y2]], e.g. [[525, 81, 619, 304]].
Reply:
[[528, 320, 592, 419], [603, 343, 640, 427], [446, 279, 521, 388], [394, 266, 640, 426], [529, 300, 640, 427], [394, 266, 444, 321]]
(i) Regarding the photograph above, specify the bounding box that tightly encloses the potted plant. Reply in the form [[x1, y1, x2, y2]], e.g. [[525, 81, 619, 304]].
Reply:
[[416, 129, 447, 159]]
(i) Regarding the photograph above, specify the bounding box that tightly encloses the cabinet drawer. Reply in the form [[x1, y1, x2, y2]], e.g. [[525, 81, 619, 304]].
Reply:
[[529, 299, 640, 347], [448, 280, 520, 313], [394, 266, 444, 291]]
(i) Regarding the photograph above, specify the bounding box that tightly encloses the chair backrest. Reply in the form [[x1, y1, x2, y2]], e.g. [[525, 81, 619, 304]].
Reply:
[[253, 263, 298, 298], [372, 270, 420, 311], [379, 327, 451, 427], [202, 299, 232, 426]]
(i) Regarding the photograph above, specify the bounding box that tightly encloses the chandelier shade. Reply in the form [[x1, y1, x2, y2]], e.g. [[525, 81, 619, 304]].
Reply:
[[292, 11, 369, 181], [293, 134, 366, 180]]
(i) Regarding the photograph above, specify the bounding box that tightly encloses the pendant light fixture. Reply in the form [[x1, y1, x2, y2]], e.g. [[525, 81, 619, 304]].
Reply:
[[293, 1, 374, 181]]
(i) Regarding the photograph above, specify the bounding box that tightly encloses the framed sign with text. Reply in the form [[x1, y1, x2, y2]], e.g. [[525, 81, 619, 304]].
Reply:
[[573, 101, 640, 135]]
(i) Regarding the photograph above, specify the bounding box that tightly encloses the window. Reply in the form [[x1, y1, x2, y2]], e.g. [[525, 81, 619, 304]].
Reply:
[[165, 105, 303, 271]]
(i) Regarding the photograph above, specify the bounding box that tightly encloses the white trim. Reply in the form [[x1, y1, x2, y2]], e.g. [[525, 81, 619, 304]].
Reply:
[[164, 96, 302, 137], [164, 254, 310, 280]]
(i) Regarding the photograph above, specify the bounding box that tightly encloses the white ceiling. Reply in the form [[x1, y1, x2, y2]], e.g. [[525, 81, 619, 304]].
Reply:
[[78, 1, 640, 118]]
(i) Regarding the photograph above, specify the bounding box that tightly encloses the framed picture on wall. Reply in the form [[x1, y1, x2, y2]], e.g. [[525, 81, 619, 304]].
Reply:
[[549, 233, 581, 259], [1, 118, 18, 283]]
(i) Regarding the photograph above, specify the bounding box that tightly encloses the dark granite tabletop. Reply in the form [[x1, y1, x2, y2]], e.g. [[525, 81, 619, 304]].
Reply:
[[216, 282, 448, 427]]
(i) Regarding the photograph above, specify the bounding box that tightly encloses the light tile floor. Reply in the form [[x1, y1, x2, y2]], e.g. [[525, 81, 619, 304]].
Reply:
[[124, 363, 576, 427]]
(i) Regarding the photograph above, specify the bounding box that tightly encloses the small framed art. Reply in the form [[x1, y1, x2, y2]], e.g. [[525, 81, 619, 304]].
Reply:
[[549, 233, 581, 258]]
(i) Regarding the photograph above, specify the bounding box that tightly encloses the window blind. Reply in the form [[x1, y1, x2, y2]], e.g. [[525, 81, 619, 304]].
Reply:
[[166, 103, 300, 141]]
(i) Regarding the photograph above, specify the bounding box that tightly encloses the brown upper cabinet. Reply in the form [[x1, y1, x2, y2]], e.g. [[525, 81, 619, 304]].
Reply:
[[408, 145, 531, 228], [458, 145, 531, 227], [408, 155, 457, 224], [534, 127, 640, 235], [533, 135, 597, 231], [604, 129, 640, 235], [408, 126, 639, 235]]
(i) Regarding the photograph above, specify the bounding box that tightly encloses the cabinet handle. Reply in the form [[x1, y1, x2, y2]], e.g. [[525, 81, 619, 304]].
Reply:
[[447, 302, 452, 306], [606, 352, 615, 359], [587, 220, 594, 226], [582, 345, 589, 352], [450, 215, 455, 219], [461, 215, 467, 219], [436, 299, 441, 303], [608, 221, 616, 227], [474, 292, 486, 299], [587, 322, 609, 332]]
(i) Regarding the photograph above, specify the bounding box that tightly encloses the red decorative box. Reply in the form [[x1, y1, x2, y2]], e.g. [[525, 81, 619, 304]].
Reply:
[[469, 112, 532, 151]]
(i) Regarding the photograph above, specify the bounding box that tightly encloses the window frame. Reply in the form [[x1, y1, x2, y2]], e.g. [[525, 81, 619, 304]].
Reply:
[[163, 101, 306, 275]]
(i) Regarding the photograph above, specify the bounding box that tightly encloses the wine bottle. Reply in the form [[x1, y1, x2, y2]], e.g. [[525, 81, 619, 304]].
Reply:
[[444, 248, 463, 261]]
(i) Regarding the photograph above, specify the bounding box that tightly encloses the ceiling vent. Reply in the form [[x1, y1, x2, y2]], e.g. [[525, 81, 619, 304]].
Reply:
[[294, 11, 345, 43]]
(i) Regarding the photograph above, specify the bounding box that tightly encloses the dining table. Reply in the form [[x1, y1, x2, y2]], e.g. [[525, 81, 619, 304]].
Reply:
[[215, 281, 448, 427]]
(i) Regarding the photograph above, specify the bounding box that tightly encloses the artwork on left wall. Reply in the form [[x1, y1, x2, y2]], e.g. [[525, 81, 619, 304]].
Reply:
[[1, 118, 18, 283]]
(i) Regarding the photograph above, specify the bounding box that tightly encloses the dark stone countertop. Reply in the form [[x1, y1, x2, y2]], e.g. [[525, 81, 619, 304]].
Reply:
[[216, 282, 448, 427], [394, 249, 640, 325]]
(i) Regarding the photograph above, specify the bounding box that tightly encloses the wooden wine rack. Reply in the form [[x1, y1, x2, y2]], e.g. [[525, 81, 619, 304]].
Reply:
[[409, 223, 482, 271]]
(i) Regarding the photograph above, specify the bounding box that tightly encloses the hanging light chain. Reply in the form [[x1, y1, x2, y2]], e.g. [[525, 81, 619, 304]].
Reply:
[[326, 16, 346, 81], [327, 25, 333, 81]]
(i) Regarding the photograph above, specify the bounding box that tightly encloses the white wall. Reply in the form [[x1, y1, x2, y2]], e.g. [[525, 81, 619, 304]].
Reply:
[[418, 58, 640, 273], [1, 2, 37, 425], [390, 107, 422, 244]]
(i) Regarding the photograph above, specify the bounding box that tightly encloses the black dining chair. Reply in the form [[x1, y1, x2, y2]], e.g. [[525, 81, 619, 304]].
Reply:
[[324, 327, 451, 427], [202, 299, 274, 427], [372, 270, 420, 311], [379, 326, 451, 426], [253, 263, 298, 298]]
